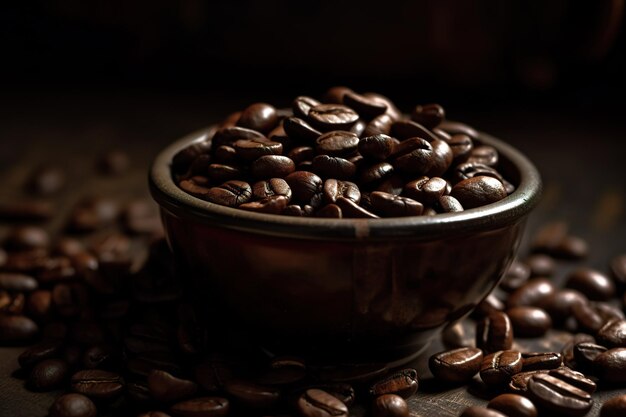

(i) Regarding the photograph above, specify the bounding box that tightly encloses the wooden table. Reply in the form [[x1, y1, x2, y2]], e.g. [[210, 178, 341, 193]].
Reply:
[[1, 91, 625, 416]]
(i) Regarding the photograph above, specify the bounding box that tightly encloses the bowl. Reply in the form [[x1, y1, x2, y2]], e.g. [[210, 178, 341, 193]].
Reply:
[[149, 124, 542, 366]]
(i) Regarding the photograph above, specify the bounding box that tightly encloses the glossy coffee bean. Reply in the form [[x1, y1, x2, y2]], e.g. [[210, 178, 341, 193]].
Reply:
[[548, 367, 597, 394], [256, 356, 307, 386], [252, 178, 292, 200], [507, 278, 556, 308], [359, 162, 394, 185], [500, 261, 531, 292], [426, 139, 453, 177], [0, 272, 38, 292], [508, 369, 550, 393], [372, 394, 409, 417], [335, 197, 380, 218], [521, 352, 562, 371], [308, 104, 359, 131], [224, 380, 281, 409], [343, 91, 388, 120], [452, 161, 504, 184], [206, 180, 252, 207], [553, 235, 589, 260], [323, 86, 354, 103], [322, 179, 360, 204], [601, 394, 626, 417], [450, 176, 507, 209], [251, 155, 295, 179], [429, 347, 482, 383], [527, 373, 592, 416], [297, 388, 348, 417], [507, 306, 551, 337], [593, 302, 625, 323], [460, 406, 507, 417], [476, 311, 513, 353], [525, 254, 556, 277], [595, 348, 626, 383], [285, 171, 323, 204], [49, 393, 97, 417], [561, 333, 596, 368], [480, 350, 522, 386], [310, 154, 356, 180], [467, 145, 498, 167], [391, 120, 438, 142], [316, 203, 342, 218], [0, 315, 38, 342], [283, 117, 322, 142], [233, 138, 282, 161], [488, 393, 537, 417], [240, 196, 289, 214], [390, 137, 434, 176], [358, 134, 395, 161], [572, 301, 605, 333], [474, 294, 505, 317], [5, 226, 50, 250], [71, 369, 125, 401], [28, 359, 69, 391], [170, 397, 229, 417], [597, 319, 626, 348], [410, 103, 444, 129], [436, 195, 463, 213], [148, 370, 197, 403], [315, 131, 359, 157], [370, 191, 423, 217], [447, 134, 473, 163], [363, 114, 394, 137], [539, 289, 586, 324], [369, 368, 418, 398], [565, 268, 615, 301], [610, 254, 626, 286], [574, 342, 607, 372], [237, 102, 278, 133], [403, 176, 447, 206], [18, 340, 63, 369], [179, 176, 211, 198], [293, 96, 321, 119]]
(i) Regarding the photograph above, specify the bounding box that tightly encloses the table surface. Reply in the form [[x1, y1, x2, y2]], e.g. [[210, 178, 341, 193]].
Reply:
[[0, 91, 625, 416]]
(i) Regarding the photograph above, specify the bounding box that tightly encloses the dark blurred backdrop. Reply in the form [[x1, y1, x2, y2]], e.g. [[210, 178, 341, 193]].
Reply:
[[1, 0, 625, 108]]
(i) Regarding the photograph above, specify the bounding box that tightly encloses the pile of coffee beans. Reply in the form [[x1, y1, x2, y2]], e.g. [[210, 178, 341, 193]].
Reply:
[[172, 86, 514, 218]]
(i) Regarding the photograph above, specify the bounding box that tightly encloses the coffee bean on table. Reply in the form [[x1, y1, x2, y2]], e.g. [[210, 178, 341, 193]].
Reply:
[[369, 368, 418, 398], [561, 333, 597, 368], [565, 267, 615, 301], [506, 306, 552, 337], [148, 370, 198, 403], [527, 373, 593, 416], [372, 394, 409, 417], [28, 359, 69, 391], [597, 319, 626, 347], [297, 388, 348, 417], [487, 393, 537, 417], [170, 397, 230, 417], [521, 352, 562, 371], [548, 367, 597, 394], [460, 406, 507, 417], [508, 370, 551, 392], [450, 176, 507, 209], [474, 294, 505, 317], [601, 394, 626, 417], [18, 340, 63, 369], [429, 347, 483, 383], [0, 315, 38, 343], [476, 311, 513, 353], [500, 261, 531, 292], [49, 393, 97, 417], [553, 235, 589, 260], [572, 301, 605, 333], [71, 369, 125, 401], [507, 278, 556, 308], [594, 347, 626, 383], [574, 342, 608, 372], [525, 254, 556, 277], [539, 289, 586, 324], [480, 350, 522, 386]]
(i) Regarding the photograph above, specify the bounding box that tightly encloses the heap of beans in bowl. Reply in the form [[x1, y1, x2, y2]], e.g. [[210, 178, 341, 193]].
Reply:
[[173, 87, 514, 218]]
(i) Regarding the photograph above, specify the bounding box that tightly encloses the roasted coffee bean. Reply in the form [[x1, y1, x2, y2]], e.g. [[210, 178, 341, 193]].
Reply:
[[500, 261, 531, 292], [527, 373, 593, 416], [429, 347, 483, 383], [323, 86, 354, 103], [363, 114, 394, 137], [179, 176, 211, 198], [71, 369, 125, 401], [369, 368, 418, 398], [49, 393, 97, 417], [601, 394, 626, 417], [372, 394, 409, 417], [507, 278, 556, 308], [170, 397, 230, 417], [314, 204, 342, 218], [539, 289, 586, 324], [447, 134, 473, 163], [343, 91, 388, 119], [426, 139, 453, 176], [441, 321, 472, 348], [565, 267, 615, 301], [450, 176, 506, 209], [224, 380, 280, 409], [572, 301, 605, 333], [403, 176, 447, 206], [508, 370, 551, 392], [410, 103, 444, 129], [233, 138, 282, 161], [521, 352, 562, 371], [390, 137, 434, 175], [322, 179, 360, 204], [467, 145, 498, 167], [476, 311, 513, 353], [187, 154, 212, 175], [311, 155, 356, 180], [391, 120, 438, 142], [358, 134, 395, 161], [561, 333, 596, 368], [370, 191, 423, 217], [82, 345, 115, 369], [283, 117, 322, 142], [474, 294, 505, 317], [28, 359, 69, 391], [250, 155, 295, 179], [205, 180, 252, 207], [610, 254, 626, 286], [0, 200, 53, 222], [549, 367, 597, 394], [173, 137, 212, 173], [452, 162, 504, 184], [213, 145, 237, 164], [553, 235, 589, 260], [437, 195, 463, 213], [525, 254, 556, 277], [488, 393, 537, 417], [296, 383, 355, 407], [148, 370, 197, 403], [597, 319, 626, 348], [4, 226, 49, 250], [362, 92, 402, 120], [308, 104, 359, 131], [480, 350, 523, 386], [594, 302, 625, 322], [460, 406, 507, 417], [595, 348, 626, 383], [237, 102, 278, 133], [207, 163, 243, 184], [335, 197, 379, 219], [315, 131, 359, 157], [0, 314, 38, 342], [252, 178, 292, 200], [0, 291, 25, 314], [212, 125, 266, 148], [285, 171, 323, 204], [359, 162, 394, 185], [0, 272, 38, 292], [507, 306, 552, 337], [574, 342, 607, 372], [97, 150, 130, 175], [293, 96, 321, 119], [19, 340, 63, 369], [296, 388, 348, 417]]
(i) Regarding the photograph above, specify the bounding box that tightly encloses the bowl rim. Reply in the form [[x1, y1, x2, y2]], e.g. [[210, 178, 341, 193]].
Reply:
[[149, 124, 542, 240]]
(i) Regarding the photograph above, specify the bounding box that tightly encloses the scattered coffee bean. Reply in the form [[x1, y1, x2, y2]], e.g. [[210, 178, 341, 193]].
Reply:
[[28, 359, 69, 391], [594, 348, 626, 383], [524, 254, 556, 277], [27, 165, 66, 195], [480, 350, 523, 386], [572, 301, 605, 333], [527, 373, 593, 416], [566, 268, 615, 301], [610, 254, 626, 287], [601, 394, 626, 417], [507, 306, 552, 337], [500, 261, 531, 292], [148, 370, 198, 403], [372, 394, 409, 417], [521, 352, 562, 371], [0, 272, 38, 292], [49, 393, 97, 417], [549, 367, 597, 394], [597, 319, 626, 348], [574, 342, 608, 372], [476, 311, 513, 352], [507, 278, 556, 308], [297, 388, 348, 417], [369, 368, 418, 398], [487, 393, 537, 417], [0, 314, 38, 342], [508, 369, 551, 393], [429, 348, 482, 383], [71, 369, 125, 401]]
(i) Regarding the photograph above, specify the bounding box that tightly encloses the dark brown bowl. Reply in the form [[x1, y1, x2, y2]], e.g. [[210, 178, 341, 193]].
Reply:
[[149, 125, 542, 365]]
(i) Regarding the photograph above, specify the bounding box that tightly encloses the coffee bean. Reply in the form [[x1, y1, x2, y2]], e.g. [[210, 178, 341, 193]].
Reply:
[[0, 272, 38, 292], [610, 254, 626, 287], [527, 373, 593, 416], [452, 162, 504, 184], [283, 117, 322, 143], [28, 359, 69, 391], [426, 139, 453, 176], [554, 235, 589, 260], [359, 162, 394, 186], [548, 367, 597, 394], [170, 397, 230, 417], [212, 125, 266, 148], [447, 134, 473, 163], [521, 352, 562, 371], [321, 179, 360, 205], [476, 311, 513, 353], [390, 137, 434, 175], [363, 114, 394, 137], [369, 368, 418, 398], [293, 96, 321, 118], [205, 180, 252, 207], [370, 191, 423, 217], [285, 171, 323, 205], [595, 348, 626, 383], [224, 380, 281, 409], [71, 369, 125, 401], [572, 301, 605, 333], [574, 342, 607, 372], [601, 394, 626, 417], [19, 340, 63, 369], [296, 389, 348, 417], [437, 195, 464, 213], [335, 197, 379, 219], [308, 104, 359, 131], [310, 155, 357, 180], [474, 294, 505, 317], [251, 155, 295, 179], [500, 261, 531, 292], [315, 131, 359, 157], [343, 91, 388, 120], [524, 254, 556, 277], [480, 350, 523, 386], [252, 178, 292, 201], [508, 370, 551, 392], [450, 176, 507, 209], [441, 321, 472, 349], [467, 145, 499, 167], [233, 138, 282, 161], [296, 383, 355, 407], [358, 134, 395, 161], [429, 347, 483, 383], [0, 315, 38, 342], [539, 289, 586, 324], [410, 104, 444, 129], [507, 306, 552, 337], [460, 406, 507, 417], [372, 394, 409, 417], [507, 278, 556, 308], [82, 344, 115, 369], [593, 302, 625, 322], [323, 86, 354, 103], [597, 319, 626, 348], [391, 120, 438, 142], [237, 103, 278, 133], [561, 333, 596, 368], [49, 393, 97, 417], [179, 176, 211, 198], [565, 268, 615, 301], [173, 137, 212, 173], [487, 393, 537, 417], [148, 370, 197, 403], [0, 291, 24, 314], [403, 176, 447, 206]]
